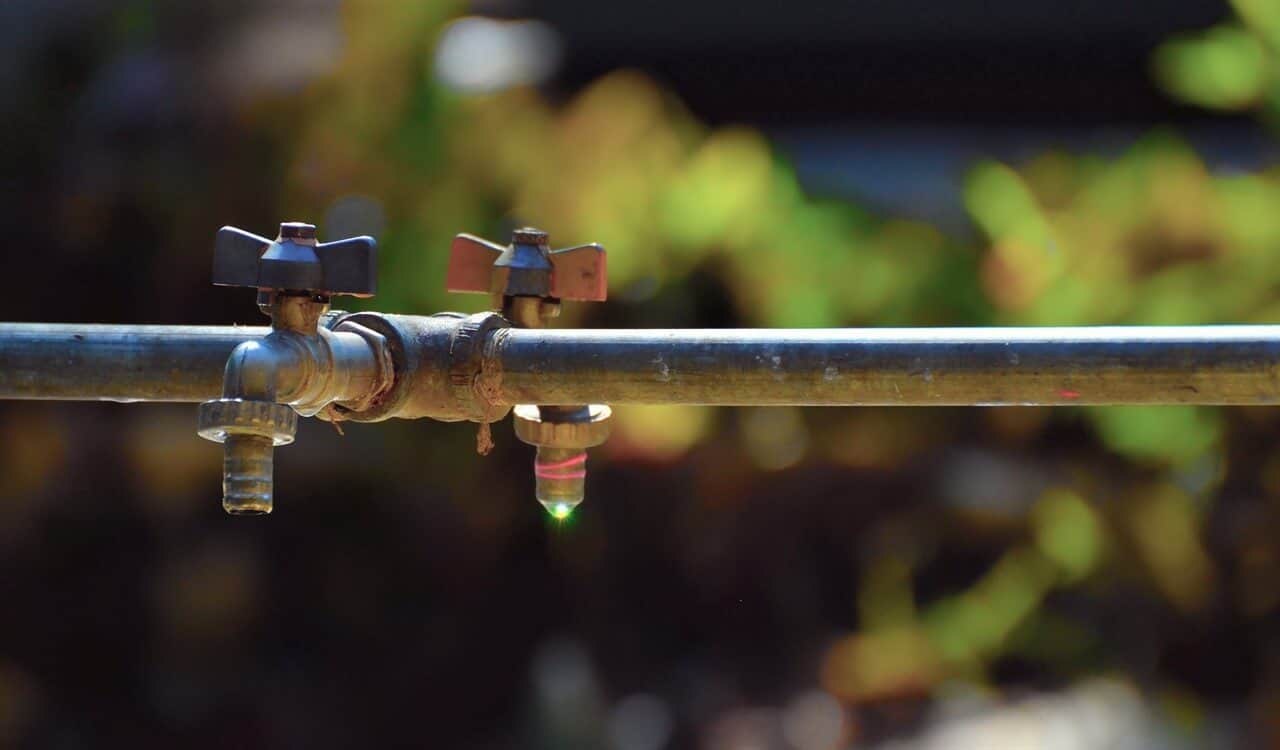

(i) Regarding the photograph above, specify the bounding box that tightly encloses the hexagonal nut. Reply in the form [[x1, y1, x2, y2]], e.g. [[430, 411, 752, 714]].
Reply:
[[197, 399, 297, 446], [513, 404, 612, 449]]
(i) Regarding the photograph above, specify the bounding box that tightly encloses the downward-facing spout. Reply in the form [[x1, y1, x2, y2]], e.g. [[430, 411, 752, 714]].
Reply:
[[198, 221, 385, 515]]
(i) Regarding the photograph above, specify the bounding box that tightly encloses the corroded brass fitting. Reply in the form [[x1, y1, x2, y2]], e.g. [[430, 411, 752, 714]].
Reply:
[[513, 404, 611, 519]]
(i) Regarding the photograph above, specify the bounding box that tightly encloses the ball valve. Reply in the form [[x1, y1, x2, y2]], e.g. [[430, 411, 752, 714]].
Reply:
[[198, 222, 390, 515], [447, 227, 610, 519]]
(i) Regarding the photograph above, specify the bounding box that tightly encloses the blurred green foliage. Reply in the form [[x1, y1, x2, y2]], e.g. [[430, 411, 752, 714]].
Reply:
[[1155, 0, 1280, 120], [255, 0, 1280, 707], [283, 2, 1280, 470]]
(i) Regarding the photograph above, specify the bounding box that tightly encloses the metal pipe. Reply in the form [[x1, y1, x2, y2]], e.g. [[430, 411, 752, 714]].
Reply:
[[492, 326, 1280, 406], [0, 324, 267, 402], [4, 322, 1280, 408]]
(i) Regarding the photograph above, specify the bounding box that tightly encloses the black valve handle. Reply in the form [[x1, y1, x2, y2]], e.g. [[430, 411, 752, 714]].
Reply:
[[213, 222, 377, 298]]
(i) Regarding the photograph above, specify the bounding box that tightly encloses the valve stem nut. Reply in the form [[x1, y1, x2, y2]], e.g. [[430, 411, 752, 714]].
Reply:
[[513, 404, 611, 518], [511, 227, 550, 247], [197, 399, 297, 515]]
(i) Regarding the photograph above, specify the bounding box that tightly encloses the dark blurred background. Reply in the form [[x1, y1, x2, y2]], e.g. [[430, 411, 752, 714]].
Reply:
[[3, 0, 1280, 747]]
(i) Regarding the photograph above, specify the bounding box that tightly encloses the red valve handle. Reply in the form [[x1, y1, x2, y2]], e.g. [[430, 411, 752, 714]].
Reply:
[[445, 231, 607, 302]]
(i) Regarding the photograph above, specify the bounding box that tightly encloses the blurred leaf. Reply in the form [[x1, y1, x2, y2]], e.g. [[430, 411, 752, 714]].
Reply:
[[1232, 0, 1280, 47], [821, 627, 942, 702], [925, 548, 1057, 664], [1032, 488, 1106, 582], [1090, 407, 1222, 465], [609, 405, 715, 462], [1128, 483, 1217, 612], [964, 162, 1051, 248], [1154, 25, 1270, 111]]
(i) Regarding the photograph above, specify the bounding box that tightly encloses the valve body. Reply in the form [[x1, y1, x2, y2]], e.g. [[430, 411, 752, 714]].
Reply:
[[447, 227, 611, 517], [199, 222, 385, 515]]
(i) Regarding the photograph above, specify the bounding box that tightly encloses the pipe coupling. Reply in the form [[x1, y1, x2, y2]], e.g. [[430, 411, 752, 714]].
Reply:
[[449, 312, 510, 421]]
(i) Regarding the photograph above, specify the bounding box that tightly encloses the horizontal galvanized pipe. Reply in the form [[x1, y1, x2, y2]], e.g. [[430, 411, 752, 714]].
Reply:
[[0, 324, 267, 402], [492, 327, 1280, 406], [3, 322, 1280, 407]]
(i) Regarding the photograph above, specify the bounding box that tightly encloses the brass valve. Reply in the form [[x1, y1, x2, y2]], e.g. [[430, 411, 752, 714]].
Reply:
[[199, 222, 383, 515], [447, 227, 610, 518]]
